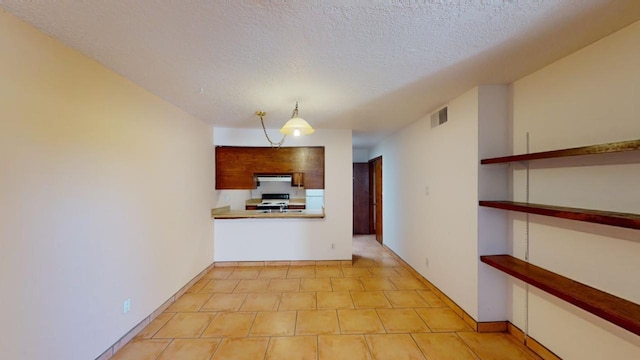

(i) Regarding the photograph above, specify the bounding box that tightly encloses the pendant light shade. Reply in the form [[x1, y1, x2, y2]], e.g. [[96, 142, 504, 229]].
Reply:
[[257, 101, 314, 147], [280, 101, 314, 136], [280, 116, 315, 136]]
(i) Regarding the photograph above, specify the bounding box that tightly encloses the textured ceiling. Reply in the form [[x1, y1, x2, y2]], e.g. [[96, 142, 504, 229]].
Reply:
[[2, 1, 640, 148]]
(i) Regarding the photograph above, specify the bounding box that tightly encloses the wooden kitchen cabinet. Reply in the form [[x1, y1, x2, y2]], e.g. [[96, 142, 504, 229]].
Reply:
[[215, 146, 324, 189], [292, 172, 304, 187]]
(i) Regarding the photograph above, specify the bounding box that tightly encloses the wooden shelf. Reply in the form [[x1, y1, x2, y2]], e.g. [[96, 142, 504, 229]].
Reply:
[[479, 201, 640, 230], [481, 255, 640, 336], [481, 138, 640, 164]]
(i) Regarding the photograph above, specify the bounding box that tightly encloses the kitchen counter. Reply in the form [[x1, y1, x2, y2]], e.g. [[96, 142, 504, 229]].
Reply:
[[211, 206, 324, 219]]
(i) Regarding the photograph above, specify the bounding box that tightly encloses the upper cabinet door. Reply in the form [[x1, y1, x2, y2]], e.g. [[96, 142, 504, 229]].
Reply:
[[215, 146, 325, 189], [292, 172, 304, 187]]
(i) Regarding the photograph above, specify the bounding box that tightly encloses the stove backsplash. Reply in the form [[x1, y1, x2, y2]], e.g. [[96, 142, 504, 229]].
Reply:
[[251, 181, 305, 199], [215, 183, 323, 211]]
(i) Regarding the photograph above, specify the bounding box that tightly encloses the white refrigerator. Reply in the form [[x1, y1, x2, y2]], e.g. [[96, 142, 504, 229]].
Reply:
[[305, 189, 324, 210]]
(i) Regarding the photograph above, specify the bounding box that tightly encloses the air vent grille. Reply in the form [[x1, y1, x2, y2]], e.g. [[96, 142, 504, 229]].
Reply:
[[430, 107, 448, 128]]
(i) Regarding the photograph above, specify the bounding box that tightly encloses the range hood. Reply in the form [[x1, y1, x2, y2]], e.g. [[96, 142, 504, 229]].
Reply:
[[256, 174, 292, 182]]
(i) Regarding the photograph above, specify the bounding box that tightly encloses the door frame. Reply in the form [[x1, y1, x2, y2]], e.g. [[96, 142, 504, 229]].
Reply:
[[368, 156, 382, 244]]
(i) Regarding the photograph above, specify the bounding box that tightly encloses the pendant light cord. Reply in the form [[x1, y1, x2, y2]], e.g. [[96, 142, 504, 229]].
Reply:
[[258, 112, 286, 148]]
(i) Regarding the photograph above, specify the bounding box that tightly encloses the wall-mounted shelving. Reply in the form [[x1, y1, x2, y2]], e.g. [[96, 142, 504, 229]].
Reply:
[[479, 201, 640, 230], [480, 138, 640, 340], [481, 138, 640, 164], [481, 255, 640, 336]]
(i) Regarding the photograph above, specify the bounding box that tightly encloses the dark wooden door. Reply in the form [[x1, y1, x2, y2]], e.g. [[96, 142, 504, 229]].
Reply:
[[369, 156, 383, 244], [353, 163, 370, 234]]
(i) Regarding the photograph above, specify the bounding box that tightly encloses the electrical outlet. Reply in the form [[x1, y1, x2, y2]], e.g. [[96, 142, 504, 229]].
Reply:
[[123, 298, 131, 314], [331, 243, 336, 250], [425, 257, 429, 267], [425, 186, 430, 196]]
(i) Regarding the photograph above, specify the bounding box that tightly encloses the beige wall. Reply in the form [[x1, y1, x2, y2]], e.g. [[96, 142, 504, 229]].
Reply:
[[372, 18, 640, 359], [213, 128, 353, 261], [370, 88, 482, 317], [370, 85, 510, 322], [0, 11, 214, 360], [510, 20, 640, 359]]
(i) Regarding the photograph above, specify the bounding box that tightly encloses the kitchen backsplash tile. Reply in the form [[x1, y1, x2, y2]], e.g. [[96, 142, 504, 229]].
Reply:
[[251, 182, 305, 199]]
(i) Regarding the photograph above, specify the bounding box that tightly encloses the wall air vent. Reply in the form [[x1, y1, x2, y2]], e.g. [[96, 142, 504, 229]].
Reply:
[[430, 107, 448, 128]]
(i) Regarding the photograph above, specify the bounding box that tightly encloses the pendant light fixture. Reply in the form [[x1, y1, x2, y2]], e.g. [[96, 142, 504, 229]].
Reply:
[[257, 101, 315, 148]]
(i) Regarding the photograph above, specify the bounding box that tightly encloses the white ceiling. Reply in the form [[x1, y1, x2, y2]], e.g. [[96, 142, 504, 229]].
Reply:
[[3, 1, 640, 148]]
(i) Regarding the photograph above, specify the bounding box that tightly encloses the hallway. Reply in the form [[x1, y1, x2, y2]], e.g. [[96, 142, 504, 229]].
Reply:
[[110, 235, 539, 359]]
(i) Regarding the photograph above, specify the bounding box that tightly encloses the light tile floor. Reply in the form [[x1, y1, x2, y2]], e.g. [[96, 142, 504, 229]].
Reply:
[[111, 235, 540, 360]]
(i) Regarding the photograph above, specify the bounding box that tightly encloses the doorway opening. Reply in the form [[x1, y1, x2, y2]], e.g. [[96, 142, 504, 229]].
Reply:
[[369, 156, 382, 245], [352, 156, 382, 244]]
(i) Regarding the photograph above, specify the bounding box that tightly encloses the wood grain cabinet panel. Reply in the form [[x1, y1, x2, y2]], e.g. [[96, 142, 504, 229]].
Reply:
[[215, 146, 325, 189], [292, 172, 304, 187]]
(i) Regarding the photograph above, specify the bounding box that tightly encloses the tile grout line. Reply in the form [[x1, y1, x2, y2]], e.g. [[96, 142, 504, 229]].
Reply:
[[407, 333, 428, 360], [151, 339, 174, 360], [113, 237, 541, 359], [263, 337, 271, 360], [418, 308, 434, 333], [374, 308, 390, 334], [204, 338, 218, 360], [455, 332, 485, 360], [148, 312, 177, 340], [382, 242, 550, 358]]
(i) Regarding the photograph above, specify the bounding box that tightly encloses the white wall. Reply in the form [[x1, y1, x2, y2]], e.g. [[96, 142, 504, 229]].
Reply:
[[353, 148, 370, 163], [371, 88, 485, 319], [477, 86, 510, 321], [371, 86, 510, 321], [215, 189, 252, 210], [0, 12, 215, 360], [509, 20, 640, 359], [371, 20, 640, 357], [213, 128, 352, 261]]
